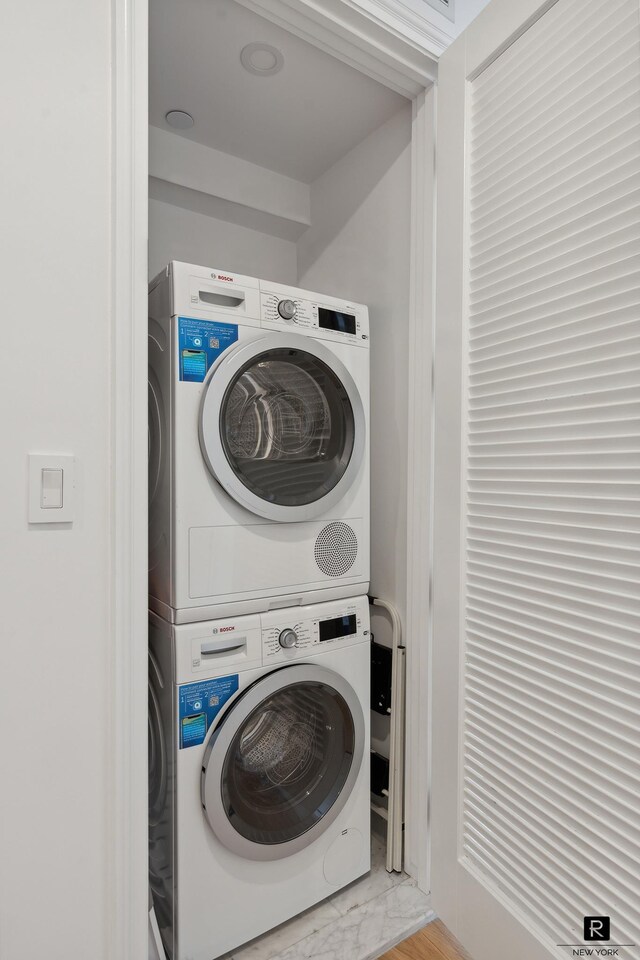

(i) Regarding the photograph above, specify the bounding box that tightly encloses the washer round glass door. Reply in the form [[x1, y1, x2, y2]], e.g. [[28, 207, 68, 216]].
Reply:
[[201, 665, 365, 861], [199, 333, 366, 522]]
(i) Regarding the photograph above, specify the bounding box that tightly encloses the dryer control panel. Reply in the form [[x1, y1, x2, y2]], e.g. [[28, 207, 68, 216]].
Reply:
[[261, 596, 369, 663]]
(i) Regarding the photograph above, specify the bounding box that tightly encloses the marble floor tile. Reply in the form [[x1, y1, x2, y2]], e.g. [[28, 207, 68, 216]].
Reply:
[[329, 834, 406, 917], [231, 900, 342, 960], [268, 881, 434, 960]]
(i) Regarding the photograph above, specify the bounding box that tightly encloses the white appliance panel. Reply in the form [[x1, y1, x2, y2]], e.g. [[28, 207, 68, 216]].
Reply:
[[187, 517, 365, 597]]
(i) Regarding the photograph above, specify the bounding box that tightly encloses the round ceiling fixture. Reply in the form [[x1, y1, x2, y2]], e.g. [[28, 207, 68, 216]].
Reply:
[[240, 43, 284, 77], [165, 110, 194, 130]]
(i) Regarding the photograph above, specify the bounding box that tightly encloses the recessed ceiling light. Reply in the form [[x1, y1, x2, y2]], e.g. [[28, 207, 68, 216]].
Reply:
[[165, 110, 194, 130], [240, 43, 284, 77]]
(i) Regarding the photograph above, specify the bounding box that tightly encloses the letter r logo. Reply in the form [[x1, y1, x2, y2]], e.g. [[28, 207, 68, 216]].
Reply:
[[583, 917, 610, 941]]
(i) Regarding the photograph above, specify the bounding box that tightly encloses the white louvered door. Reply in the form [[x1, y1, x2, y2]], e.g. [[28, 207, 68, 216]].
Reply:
[[431, 1, 640, 959]]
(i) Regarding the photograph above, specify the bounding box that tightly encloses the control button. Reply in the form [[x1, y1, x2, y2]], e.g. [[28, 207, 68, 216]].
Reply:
[[277, 299, 297, 320], [41, 469, 63, 509], [278, 628, 298, 649]]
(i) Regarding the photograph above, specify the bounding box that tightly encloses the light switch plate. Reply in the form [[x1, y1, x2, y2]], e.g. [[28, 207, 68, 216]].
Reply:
[[28, 454, 76, 523]]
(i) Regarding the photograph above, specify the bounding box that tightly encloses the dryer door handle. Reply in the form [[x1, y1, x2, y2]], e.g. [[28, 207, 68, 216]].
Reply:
[[200, 638, 246, 657]]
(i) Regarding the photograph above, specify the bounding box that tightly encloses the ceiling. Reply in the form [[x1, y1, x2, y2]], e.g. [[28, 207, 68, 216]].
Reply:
[[149, 0, 408, 184]]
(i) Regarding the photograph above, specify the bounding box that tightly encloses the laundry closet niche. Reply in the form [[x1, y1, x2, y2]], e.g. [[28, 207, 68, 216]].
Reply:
[[149, 0, 414, 686]]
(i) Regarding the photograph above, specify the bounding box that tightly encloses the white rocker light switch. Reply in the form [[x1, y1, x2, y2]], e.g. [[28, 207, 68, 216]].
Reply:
[[41, 468, 63, 509], [28, 455, 75, 523]]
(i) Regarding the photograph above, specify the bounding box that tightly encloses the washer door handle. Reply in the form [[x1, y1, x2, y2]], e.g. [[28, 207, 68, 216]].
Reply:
[[201, 638, 246, 656]]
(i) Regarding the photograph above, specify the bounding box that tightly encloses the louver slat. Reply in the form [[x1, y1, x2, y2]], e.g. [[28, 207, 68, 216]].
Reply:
[[472, 195, 640, 276], [471, 0, 629, 102], [462, 0, 640, 950]]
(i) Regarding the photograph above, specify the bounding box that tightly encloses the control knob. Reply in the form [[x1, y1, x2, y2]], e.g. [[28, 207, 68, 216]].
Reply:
[[278, 628, 298, 649], [277, 299, 297, 321]]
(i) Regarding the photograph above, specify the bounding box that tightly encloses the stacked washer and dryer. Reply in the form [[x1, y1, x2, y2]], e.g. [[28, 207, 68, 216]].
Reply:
[[148, 261, 372, 960]]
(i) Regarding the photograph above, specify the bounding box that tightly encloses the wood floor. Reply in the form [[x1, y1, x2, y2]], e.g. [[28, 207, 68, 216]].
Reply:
[[379, 920, 473, 960]]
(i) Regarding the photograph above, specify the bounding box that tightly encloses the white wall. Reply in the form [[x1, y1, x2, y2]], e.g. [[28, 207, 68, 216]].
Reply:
[[297, 105, 412, 642], [0, 3, 113, 958], [149, 198, 298, 283], [149, 126, 310, 230], [455, 0, 493, 31]]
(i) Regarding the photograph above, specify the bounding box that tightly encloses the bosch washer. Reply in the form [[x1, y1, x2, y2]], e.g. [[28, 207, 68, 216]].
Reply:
[[148, 594, 371, 960]]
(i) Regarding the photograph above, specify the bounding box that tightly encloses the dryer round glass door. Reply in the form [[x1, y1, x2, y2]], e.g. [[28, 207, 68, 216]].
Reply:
[[199, 333, 366, 522], [201, 664, 365, 861]]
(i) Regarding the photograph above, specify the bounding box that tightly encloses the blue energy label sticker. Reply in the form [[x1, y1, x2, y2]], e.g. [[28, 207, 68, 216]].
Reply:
[[178, 317, 239, 382], [178, 674, 239, 749]]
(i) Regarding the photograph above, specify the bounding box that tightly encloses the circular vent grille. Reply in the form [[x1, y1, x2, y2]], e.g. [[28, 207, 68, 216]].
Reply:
[[314, 522, 358, 577]]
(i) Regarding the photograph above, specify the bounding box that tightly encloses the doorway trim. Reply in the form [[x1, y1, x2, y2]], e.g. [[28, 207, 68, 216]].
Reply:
[[404, 84, 436, 891], [111, 0, 439, 952], [109, 0, 149, 956]]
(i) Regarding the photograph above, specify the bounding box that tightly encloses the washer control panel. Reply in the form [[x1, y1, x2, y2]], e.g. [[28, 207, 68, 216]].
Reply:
[[262, 597, 369, 662], [260, 282, 369, 344]]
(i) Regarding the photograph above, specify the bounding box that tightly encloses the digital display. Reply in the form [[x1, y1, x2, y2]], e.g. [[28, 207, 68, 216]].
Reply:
[[319, 614, 357, 643], [318, 307, 356, 336]]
